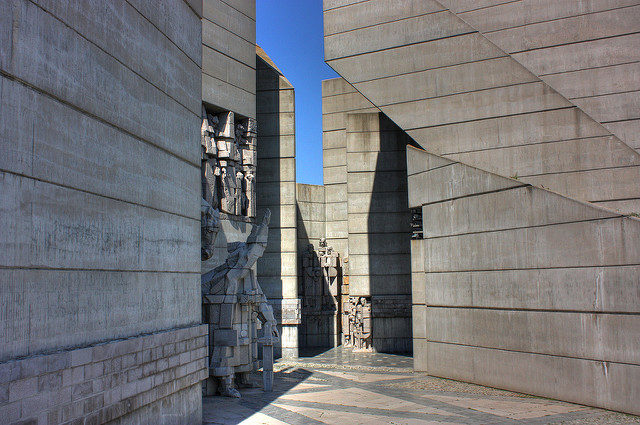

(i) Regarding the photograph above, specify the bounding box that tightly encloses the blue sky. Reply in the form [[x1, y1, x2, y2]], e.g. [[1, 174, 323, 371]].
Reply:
[[257, 1, 338, 185]]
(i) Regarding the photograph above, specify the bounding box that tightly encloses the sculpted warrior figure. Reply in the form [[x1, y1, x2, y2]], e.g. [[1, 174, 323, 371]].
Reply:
[[201, 199, 221, 261], [201, 210, 279, 397]]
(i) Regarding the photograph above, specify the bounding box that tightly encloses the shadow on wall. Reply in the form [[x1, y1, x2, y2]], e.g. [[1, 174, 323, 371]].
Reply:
[[296, 203, 337, 357], [367, 113, 415, 354], [256, 54, 284, 358]]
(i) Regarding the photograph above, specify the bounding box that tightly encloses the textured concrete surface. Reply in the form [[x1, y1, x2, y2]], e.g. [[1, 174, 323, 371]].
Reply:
[[0, 0, 204, 423], [345, 113, 413, 353], [323, 0, 640, 213], [322, 78, 378, 259], [256, 46, 299, 359], [324, 0, 640, 414], [408, 146, 640, 415], [202, 0, 256, 118], [202, 348, 639, 424]]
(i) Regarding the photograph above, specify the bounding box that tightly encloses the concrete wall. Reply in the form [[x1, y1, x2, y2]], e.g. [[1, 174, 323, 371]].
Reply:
[[440, 0, 640, 154], [296, 184, 328, 348], [0, 0, 205, 423], [256, 47, 299, 359], [408, 145, 640, 415], [202, 0, 256, 118], [346, 113, 413, 353], [199, 0, 258, 265], [322, 78, 378, 258], [323, 0, 640, 215], [324, 0, 640, 414]]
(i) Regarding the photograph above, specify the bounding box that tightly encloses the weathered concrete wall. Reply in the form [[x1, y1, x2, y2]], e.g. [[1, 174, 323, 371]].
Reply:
[[440, 0, 640, 154], [0, 0, 204, 423], [346, 113, 413, 353], [200, 0, 257, 265], [202, 0, 256, 118], [408, 145, 640, 415], [320, 81, 413, 353], [325, 0, 640, 414], [256, 47, 299, 359], [296, 184, 328, 348], [322, 78, 378, 258], [323, 0, 640, 214]]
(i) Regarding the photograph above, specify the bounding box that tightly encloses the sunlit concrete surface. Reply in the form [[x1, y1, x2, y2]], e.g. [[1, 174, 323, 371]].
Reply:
[[202, 349, 639, 424]]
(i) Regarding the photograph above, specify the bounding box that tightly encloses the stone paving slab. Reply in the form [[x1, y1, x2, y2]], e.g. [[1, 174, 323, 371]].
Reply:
[[203, 348, 640, 424]]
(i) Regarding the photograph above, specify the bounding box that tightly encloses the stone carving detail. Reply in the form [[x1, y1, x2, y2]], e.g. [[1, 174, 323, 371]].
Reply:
[[201, 198, 221, 261], [411, 207, 423, 239], [201, 210, 279, 397], [343, 296, 373, 351], [201, 105, 257, 218], [300, 239, 343, 347]]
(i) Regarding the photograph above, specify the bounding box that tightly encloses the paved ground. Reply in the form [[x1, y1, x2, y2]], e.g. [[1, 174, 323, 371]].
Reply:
[[203, 348, 640, 424]]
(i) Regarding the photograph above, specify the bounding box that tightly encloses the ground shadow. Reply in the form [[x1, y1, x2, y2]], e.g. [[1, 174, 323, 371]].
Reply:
[[202, 367, 314, 424]]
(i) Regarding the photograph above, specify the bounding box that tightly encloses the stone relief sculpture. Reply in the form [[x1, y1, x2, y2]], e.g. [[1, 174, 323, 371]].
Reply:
[[201, 198, 221, 261], [201, 105, 257, 218], [344, 297, 373, 351], [300, 240, 344, 347], [201, 210, 280, 397]]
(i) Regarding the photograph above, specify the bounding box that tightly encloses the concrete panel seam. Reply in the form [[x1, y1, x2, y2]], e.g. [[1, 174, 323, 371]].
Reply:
[[0, 167, 199, 222], [477, 3, 640, 35], [437, 134, 616, 156], [349, 54, 508, 85], [403, 106, 576, 131], [202, 15, 255, 46], [424, 263, 640, 273], [323, 0, 368, 12], [514, 163, 640, 178], [325, 9, 449, 37], [0, 71, 200, 169], [426, 340, 640, 367], [26, 0, 201, 117], [505, 31, 640, 55], [539, 59, 640, 77], [202, 34, 256, 70], [125, 0, 200, 66], [325, 30, 477, 61], [422, 215, 626, 241], [219, 0, 256, 22]]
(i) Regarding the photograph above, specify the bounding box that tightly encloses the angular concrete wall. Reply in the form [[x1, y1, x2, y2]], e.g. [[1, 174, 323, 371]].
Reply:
[[346, 113, 413, 353], [324, 0, 640, 414], [440, 0, 640, 154], [256, 46, 299, 359], [408, 146, 640, 415], [323, 0, 640, 214], [0, 0, 205, 423]]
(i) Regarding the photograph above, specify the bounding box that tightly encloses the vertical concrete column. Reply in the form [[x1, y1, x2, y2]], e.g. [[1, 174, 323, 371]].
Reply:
[[256, 47, 300, 358], [345, 113, 413, 354]]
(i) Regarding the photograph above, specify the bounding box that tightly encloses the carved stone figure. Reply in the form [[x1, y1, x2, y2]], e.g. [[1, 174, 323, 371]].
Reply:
[[318, 239, 340, 297], [301, 244, 321, 307], [201, 198, 221, 261], [235, 170, 245, 216], [200, 105, 257, 219], [345, 297, 372, 351], [300, 241, 345, 347], [201, 210, 279, 397], [244, 171, 256, 218], [220, 166, 236, 214]]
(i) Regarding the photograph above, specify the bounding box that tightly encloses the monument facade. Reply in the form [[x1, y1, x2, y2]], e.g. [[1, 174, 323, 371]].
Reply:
[[323, 0, 640, 415]]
